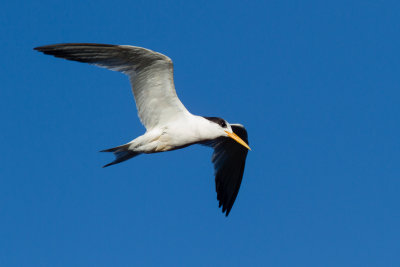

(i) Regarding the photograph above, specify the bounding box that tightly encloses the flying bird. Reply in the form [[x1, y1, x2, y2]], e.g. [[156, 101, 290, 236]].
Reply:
[[34, 43, 250, 216]]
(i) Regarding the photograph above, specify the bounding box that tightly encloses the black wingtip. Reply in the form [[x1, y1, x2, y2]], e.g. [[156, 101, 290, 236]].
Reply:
[[33, 44, 46, 50], [222, 207, 231, 217], [34, 45, 52, 53], [218, 200, 232, 217], [221, 209, 231, 217]]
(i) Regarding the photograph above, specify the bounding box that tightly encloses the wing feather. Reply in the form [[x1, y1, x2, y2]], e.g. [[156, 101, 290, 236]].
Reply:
[[34, 43, 190, 129], [211, 124, 249, 216]]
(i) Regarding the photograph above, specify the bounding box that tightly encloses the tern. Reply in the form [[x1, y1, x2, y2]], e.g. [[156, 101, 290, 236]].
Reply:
[[34, 43, 251, 216]]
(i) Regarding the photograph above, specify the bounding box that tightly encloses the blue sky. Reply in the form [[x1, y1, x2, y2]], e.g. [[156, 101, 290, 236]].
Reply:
[[1, 0, 400, 266]]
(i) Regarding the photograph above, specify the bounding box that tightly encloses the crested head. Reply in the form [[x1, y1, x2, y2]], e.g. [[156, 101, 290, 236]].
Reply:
[[204, 117, 227, 128], [203, 116, 232, 135], [202, 116, 251, 150]]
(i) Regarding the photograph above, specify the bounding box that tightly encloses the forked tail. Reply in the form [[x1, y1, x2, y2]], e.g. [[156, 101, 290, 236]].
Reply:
[[100, 143, 141, 168]]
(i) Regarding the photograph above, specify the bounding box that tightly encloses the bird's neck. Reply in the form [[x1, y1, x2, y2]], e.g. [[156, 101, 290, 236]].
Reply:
[[188, 115, 222, 141]]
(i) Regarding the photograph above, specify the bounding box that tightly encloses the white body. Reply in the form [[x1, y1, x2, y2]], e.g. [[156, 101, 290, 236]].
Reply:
[[129, 114, 232, 152]]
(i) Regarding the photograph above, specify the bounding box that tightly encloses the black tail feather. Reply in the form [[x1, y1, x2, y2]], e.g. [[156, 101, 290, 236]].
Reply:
[[100, 143, 140, 167]]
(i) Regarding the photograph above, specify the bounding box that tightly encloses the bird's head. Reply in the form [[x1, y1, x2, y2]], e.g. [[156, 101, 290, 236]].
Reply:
[[204, 117, 251, 150]]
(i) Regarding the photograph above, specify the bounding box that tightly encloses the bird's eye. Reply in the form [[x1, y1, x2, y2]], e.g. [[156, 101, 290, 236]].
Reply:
[[220, 121, 227, 128]]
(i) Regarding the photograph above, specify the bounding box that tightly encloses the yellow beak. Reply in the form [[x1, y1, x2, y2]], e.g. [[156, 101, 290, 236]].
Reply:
[[225, 131, 251, 150]]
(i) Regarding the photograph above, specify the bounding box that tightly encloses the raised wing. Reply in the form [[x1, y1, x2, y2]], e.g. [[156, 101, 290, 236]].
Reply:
[[34, 43, 190, 129], [212, 124, 249, 216]]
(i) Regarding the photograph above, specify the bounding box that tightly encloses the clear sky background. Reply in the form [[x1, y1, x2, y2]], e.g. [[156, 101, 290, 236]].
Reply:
[[1, 1, 400, 266]]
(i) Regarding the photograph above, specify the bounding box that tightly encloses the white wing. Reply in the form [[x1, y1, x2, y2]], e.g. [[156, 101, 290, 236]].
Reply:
[[34, 43, 190, 129]]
